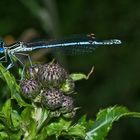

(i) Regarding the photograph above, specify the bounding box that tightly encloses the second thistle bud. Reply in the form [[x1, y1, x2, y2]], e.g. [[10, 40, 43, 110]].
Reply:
[[60, 95, 74, 114], [41, 88, 63, 110], [20, 79, 40, 99]]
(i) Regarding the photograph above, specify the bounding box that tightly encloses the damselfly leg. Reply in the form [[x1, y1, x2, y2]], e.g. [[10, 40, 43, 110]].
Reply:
[[6, 54, 14, 70], [0, 52, 10, 72], [14, 53, 33, 66], [0, 56, 6, 61], [0, 54, 13, 77], [14, 52, 33, 80]]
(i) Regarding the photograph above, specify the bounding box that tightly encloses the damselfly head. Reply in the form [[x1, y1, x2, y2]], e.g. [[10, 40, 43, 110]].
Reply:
[[0, 40, 4, 53]]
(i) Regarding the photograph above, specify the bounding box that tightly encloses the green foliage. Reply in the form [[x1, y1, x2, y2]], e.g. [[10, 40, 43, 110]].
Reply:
[[0, 64, 29, 107], [85, 106, 140, 140], [0, 64, 140, 140], [0, 0, 140, 139], [70, 66, 94, 81]]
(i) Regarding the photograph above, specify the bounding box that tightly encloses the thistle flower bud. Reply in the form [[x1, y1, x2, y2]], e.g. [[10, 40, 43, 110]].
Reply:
[[38, 62, 68, 87], [60, 95, 74, 113], [20, 79, 40, 99], [41, 88, 63, 110], [61, 78, 75, 94], [27, 64, 42, 79]]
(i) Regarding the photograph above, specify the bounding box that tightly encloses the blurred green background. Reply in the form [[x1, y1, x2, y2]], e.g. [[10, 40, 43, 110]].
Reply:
[[0, 0, 140, 139]]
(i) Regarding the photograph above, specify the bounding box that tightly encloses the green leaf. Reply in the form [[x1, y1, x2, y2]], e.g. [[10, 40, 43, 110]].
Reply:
[[2, 99, 12, 126], [0, 112, 8, 128], [0, 101, 20, 136], [26, 120, 37, 139], [11, 110, 21, 128], [46, 118, 71, 138], [70, 73, 88, 81], [44, 118, 86, 139], [60, 78, 75, 94], [31, 106, 49, 131], [78, 115, 94, 131], [0, 132, 9, 139], [85, 106, 140, 140], [70, 66, 94, 81], [21, 107, 37, 139], [0, 99, 20, 132], [0, 123, 5, 130], [8, 130, 22, 140], [0, 64, 29, 107], [21, 107, 33, 123], [67, 124, 86, 138]]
